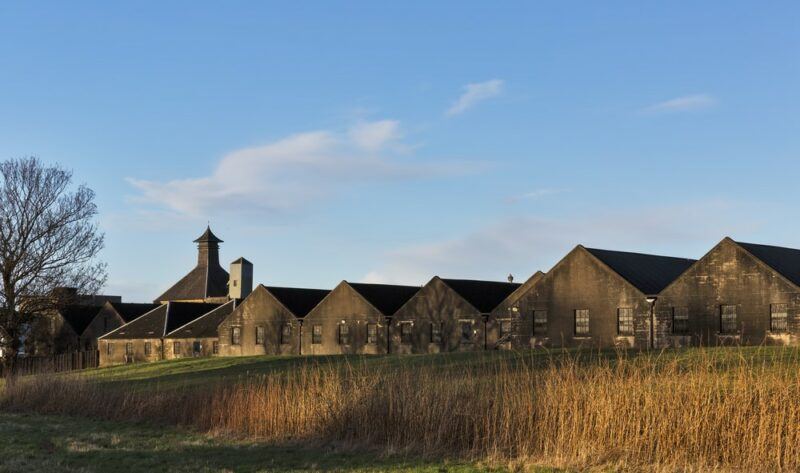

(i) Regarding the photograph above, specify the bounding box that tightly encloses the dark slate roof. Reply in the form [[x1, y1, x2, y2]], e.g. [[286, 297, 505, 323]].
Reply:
[[166, 301, 236, 338], [59, 305, 103, 335], [101, 302, 222, 339], [264, 286, 330, 317], [108, 302, 161, 323], [155, 264, 229, 303], [440, 279, 522, 313], [736, 241, 800, 287], [231, 257, 252, 265], [347, 283, 421, 316], [584, 247, 696, 295], [101, 304, 168, 339], [194, 226, 223, 243]]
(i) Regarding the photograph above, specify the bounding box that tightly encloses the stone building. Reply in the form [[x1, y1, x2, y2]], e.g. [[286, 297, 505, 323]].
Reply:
[[218, 285, 330, 357], [512, 246, 695, 349], [163, 300, 237, 359], [154, 226, 230, 304], [80, 302, 160, 351], [98, 302, 220, 366], [487, 271, 545, 350], [28, 305, 103, 356], [653, 238, 800, 347], [301, 281, 419, 355], [389, 277, 521, 354]]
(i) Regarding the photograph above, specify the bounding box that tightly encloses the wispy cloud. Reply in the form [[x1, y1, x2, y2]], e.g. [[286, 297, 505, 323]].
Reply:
[[127, 120, 472, 218], [446, 79, 504, 117], [644, 94, 717, 114], [362, 200, 756, 285], [506, 188, 569, 203]]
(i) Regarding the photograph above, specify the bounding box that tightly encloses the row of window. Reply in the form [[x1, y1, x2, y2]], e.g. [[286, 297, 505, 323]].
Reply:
[[106, 340, 221, 357], [229, 324, 293, 346], [528, 303, 791, 337]]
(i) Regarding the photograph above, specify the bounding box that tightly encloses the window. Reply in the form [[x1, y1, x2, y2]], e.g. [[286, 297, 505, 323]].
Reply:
[[367, 324, 377, 344], [144, 341, 152, 355], [256, 326, 265, 345], [575, 309, 590, 336], [173, 341, 181, 355], [212, 341, 219, 354], [281, 324, 292, 344], [312, 325, 322, 344], [430, 322, 442, 344], [617, 308, 634, 335], [106, 343, 113, 356], [771, 303, 788, 332], [672, 307, 689, 334], [338, 324, 350, 345], [533, 310, 548, 336], [125, 342, 133, 356], [193, 341, 202, 354], [460, 321, 473, 343], [499, 319, 512, 337], [231, 327, 241, 345], [400, 322, 413, 344], [720, 305, 737, 334]]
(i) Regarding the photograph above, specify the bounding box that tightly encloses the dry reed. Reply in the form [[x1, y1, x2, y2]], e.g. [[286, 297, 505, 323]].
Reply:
[[3, 348, 800, 471]]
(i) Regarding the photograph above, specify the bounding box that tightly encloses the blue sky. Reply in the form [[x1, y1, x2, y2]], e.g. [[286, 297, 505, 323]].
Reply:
[[1, 1, 798, 301]]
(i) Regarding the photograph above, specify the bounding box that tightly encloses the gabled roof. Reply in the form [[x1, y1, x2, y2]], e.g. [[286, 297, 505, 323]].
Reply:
[[101, 302, 221, 339], [59, 305, 103, 335], [155, 265, 229, 303], [347, 282, 421, 316], [264, 286, 330, 317], [735, 240, 800, 288], [499, 271, 545, 309], [108, 302, 161, 323], [231, 257, 252, 265], [440, 279, 522, 313], [165, 300, 236, 339], [584, 247, 696, 295]]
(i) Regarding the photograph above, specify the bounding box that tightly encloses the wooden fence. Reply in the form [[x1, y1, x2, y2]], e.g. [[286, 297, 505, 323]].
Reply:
[[10, 350, 99, 377]]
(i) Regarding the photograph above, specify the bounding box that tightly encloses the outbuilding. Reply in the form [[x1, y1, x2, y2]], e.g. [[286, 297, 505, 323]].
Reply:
[[163, 301, 236, 359], [80, 302, 160, 351]]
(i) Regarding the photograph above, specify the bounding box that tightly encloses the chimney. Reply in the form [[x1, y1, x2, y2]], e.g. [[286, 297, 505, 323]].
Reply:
[[229, 257, 253, 300], [507, 274, 514, 283]]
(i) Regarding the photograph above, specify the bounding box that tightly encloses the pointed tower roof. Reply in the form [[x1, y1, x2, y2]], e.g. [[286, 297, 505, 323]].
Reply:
[[193, 226, 223, 244]]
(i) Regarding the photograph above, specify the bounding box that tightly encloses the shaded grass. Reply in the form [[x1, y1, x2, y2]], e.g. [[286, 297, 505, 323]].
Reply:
[[0, 412, 520, 473]]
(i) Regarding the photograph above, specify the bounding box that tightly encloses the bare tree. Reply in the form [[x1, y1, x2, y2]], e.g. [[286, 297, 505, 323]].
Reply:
[[0, 157, 106, 376]]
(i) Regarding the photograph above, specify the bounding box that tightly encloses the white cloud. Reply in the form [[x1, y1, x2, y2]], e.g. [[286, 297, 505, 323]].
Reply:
[[127, 120, 467, 218], [644, 94, 717, 114], [362, 201, 757, 285], [446, 79, 504, 117], [506, 188, 568, 203]]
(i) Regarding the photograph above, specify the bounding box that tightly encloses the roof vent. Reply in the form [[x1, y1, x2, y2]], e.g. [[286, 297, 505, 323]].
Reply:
[[507, 274, 514, 283]]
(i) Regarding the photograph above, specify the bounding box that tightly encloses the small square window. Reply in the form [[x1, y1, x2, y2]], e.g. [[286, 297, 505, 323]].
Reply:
[[106, 343, 113, 356], [400, 322, 413, 344], [312, 325, 322, 344], [338, 324, 350, 345], [125, 342, 133, 356], [367, 324, 377, 344], [617, 308, 634, 336], [256, 326, 265, 345], [720, 305, 737, 334], [771, 303, 788, 332], [430, 322, 442, 344], [281, 324, 292, 344], [144, 341, 152, 355], [460, 321, 473, 343], [212, 341, 219, 354], [173, 341, 181, 355], [533, 310, 548, 336], [499, 319, 512, 337], [672, 307, 689, 334], [231, 327, 241, 345], [575, 309, 590, 336], [193, 341, 202, 354]]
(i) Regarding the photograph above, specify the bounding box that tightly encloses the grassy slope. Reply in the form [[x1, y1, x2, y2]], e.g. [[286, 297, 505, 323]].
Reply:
[[0, 412, 521, 473]]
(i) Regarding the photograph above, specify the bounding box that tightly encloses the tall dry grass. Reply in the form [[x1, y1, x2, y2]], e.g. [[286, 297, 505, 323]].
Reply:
[[3, 348, 800, 471]]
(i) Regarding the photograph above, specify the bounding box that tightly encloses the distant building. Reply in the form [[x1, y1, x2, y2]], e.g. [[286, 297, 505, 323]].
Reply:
[[163, 301, 237, 359], [80, 302, 160, 351]]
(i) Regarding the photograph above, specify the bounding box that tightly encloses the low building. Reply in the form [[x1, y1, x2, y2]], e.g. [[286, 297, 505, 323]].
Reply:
[[98, 302, 220, 366], [512, 246, 695, 349], [163, 301, 237, 359], [218, 285, 330, 357], [389, 277, 521, 354], [29, 305, 103, 356], [654, 238, 800, 347], [80, 302, 160, 351], [487, 272, 545, 350], [301, 281, 419, 355]]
